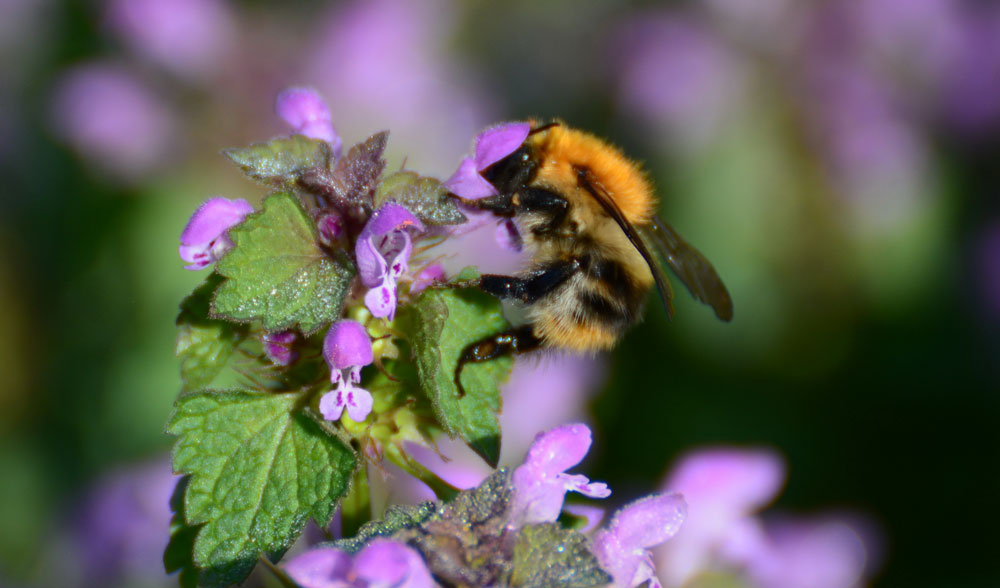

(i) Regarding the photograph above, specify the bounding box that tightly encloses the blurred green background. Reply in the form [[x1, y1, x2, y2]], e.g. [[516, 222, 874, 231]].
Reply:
[[1, 0, 998, 586]]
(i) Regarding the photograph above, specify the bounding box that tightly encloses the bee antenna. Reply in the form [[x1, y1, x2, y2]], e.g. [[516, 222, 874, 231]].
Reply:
[[529, 121, 560, 136]]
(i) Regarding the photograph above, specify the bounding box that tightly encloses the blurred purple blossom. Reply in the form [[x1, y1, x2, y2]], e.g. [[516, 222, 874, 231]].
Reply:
[[304, 0, 493, 172], [741, 515, 874, 588], [653, 447, 878, 587], [498, 354, 604, 464], [321, 320, 374, 422], [355, 204, 425, 320], [49, 62, 176, 179], [509, 423, 610, 527], [613, 15, 741, 150], [178, 197, 254, 270], [284, 539, 433, 588], [276, 86, 342, 155], [263, 330, 298, 366], [943, 5, 1000, 134], [655, 448, 784, 586], [592, 493, 687, 588], [70, 458, 177, 587], [105, 0, 234, 80]]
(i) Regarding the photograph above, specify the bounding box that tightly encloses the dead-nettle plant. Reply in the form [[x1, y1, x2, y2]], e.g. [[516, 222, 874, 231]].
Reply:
[[167, 87, 685, 588]]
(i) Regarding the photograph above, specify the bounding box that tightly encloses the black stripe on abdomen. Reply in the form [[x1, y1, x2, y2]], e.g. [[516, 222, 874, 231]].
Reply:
[[576, 290, 635, 331]]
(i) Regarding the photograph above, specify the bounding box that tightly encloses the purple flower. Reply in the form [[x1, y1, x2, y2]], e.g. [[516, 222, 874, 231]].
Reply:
[[70, 458, 177, 587], [284, 547, 353, 588], [653, 447, 878, 588], [444, 122, 530, 200], [741, 516, 875, 588], [613, 15, 741, 150], [353, 539, 435, 587], [509, 423, 611, 526], [49, 62, 175, 179], [320, 320, 374, 422], [105, 0, 234, 80], [276, 86, 342, 156], [178, 197, 254, 270], [263, 330, 298, 366], [592, 493, 687, 588], [655, 448, 784, 586], [284, 539, 433, 588], [355, 204, 425, 320], [318, 210, 346, 246]]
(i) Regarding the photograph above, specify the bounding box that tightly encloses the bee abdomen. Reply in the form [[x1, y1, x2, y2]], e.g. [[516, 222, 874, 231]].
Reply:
[[575, 290, 635, 331]]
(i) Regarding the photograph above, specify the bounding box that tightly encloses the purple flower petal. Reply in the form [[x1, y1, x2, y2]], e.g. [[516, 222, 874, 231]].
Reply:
[[473, 122, 531, 170], [364, 282, 399, 320], [358, 203, 425, 243], [608, 493, 687, 550], [355, 204, 424, 288], [353, 539, 434, 588], [178, 197, 253, 270], [593, 493, 686, 588], [323, 320, 374, 371], [344, 387, 374, 422], [510, 423, 610, 525], [319, 390, 346, 421], [665, 448, 784, 518], [283, 547, 353, 588], [443, 157, 498, 199], [105, 0, 234, 80], [275, 86, 342, 155], [524, 423, 593, 473], [263, 330, 298, 366], [655, 447, 786, 586], [357, 236, 389, 289], [559, 474, 611, 499], [317, 211, 345, 246], [744, 516, 873, 588]]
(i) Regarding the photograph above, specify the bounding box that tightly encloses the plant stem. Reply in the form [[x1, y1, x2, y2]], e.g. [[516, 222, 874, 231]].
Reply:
[[340, 460, 372, 538]]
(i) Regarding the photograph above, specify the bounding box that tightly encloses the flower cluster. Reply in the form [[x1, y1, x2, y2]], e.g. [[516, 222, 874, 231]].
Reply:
[[285, 423, 689, 588]]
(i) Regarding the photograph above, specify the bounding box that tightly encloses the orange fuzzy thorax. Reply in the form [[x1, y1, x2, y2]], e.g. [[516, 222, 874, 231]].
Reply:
[[529, 124, 656, 225]]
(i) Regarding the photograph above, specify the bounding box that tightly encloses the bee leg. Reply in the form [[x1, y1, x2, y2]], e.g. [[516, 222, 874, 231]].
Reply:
[[478, 259, 580, 304], [454, 325, 542, 397]]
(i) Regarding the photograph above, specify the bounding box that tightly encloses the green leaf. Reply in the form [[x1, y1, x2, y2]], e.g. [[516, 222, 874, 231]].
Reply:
[[223, 135, 333, 190], [176, 274, 248, 391], [398, 288, 512, 466], [510, 523, 612, 588], [167, 389, 356, 587], [212, 192, 355, 334], [374, 170, 466, 225]]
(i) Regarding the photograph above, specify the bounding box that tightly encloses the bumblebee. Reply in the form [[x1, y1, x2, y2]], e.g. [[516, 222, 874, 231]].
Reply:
[[454, 121, 732, 392]]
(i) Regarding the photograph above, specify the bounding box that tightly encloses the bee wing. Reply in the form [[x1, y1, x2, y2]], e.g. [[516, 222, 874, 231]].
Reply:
[[639, 214, 733, 322], [576, 168, 677, 320]]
